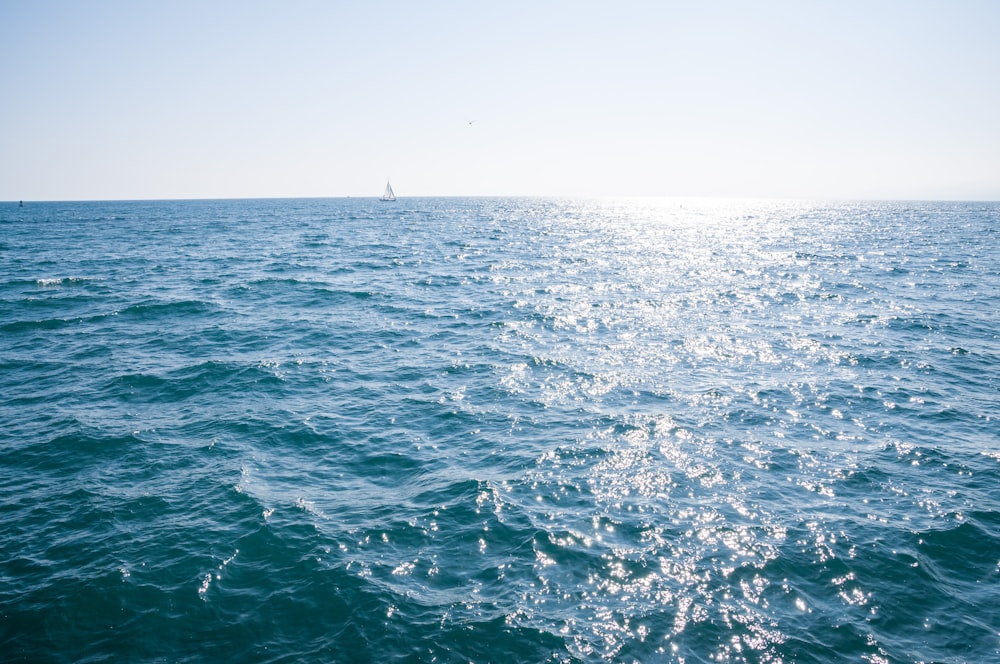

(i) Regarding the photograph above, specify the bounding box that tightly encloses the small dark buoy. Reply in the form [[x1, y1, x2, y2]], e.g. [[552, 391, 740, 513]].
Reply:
[[19, 200, 23, 207]]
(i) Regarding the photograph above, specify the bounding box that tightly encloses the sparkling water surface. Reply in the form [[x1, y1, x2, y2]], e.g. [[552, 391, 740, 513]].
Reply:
[[1, 197, 998, 662]]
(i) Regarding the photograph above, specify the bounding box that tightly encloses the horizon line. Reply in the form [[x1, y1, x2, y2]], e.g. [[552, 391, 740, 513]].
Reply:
[[6, 195, 1000, 205]]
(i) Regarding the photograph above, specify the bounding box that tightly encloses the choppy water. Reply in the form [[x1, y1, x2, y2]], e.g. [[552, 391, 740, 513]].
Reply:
[[1, 197, 998, 663]]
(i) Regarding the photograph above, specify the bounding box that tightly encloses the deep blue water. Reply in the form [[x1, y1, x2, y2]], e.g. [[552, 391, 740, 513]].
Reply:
[[1, 197, 998, 663]]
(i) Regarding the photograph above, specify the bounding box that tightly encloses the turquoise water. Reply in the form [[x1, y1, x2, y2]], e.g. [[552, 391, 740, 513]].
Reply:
[[1, 198, 998, 662]]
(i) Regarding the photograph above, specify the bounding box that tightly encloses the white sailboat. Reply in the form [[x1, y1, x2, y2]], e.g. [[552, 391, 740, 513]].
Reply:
[[379, 180, 396, 202]]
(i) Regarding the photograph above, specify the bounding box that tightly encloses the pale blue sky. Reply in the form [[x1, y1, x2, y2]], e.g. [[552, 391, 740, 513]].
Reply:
[[2, 1, 998, 200]]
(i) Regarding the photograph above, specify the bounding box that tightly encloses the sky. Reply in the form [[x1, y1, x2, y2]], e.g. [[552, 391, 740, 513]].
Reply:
[[1, 1, 998, 201]]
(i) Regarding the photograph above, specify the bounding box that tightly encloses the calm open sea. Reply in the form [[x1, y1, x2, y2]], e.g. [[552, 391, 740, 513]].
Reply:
[[1, 197, 998, 662]]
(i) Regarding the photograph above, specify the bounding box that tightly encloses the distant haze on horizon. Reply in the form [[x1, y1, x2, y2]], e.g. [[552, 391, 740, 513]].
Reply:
[[2, 1, 998, 202]]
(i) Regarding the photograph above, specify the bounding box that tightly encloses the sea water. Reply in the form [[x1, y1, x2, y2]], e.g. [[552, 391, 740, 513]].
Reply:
[[1, 197, 998, 662]]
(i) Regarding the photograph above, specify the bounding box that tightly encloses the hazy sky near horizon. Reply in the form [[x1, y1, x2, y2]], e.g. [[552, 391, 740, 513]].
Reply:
[[1, 1, 998, 201]]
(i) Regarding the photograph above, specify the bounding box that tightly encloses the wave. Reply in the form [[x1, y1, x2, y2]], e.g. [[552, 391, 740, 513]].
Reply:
[[0, 316, 76, 333], [105, 360, 287, 405], [113, 299, 217, 321], [26, 276, 103, 288]]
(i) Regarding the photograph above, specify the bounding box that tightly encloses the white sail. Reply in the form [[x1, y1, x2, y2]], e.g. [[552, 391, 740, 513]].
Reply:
[[380, 180, 396, 201]]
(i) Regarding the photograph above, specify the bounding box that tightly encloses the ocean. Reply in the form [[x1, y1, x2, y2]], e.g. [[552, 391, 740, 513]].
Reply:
[[1, 197, 998, 663]]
